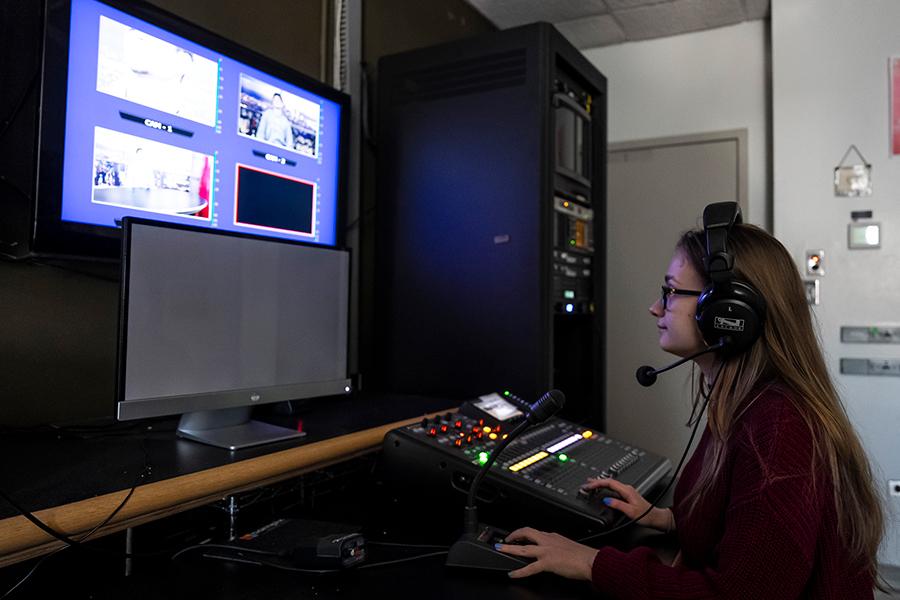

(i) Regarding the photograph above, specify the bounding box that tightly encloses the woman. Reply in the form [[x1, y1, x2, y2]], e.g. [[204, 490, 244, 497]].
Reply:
[[495, 219, 884, 598]]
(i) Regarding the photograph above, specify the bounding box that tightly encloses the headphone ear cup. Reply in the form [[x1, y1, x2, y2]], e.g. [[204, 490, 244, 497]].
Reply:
[[696, 280, 766, 355]]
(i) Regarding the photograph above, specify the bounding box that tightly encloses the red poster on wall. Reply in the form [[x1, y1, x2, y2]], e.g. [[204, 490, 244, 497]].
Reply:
[[891, 57, 900, 155]]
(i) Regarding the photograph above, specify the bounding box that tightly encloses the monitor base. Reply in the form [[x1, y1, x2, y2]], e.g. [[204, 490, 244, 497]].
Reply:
[[177, 407, 305, 450]]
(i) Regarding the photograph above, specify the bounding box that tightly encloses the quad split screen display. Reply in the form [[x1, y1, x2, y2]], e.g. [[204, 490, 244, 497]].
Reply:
[[60, 0, 342, 246]]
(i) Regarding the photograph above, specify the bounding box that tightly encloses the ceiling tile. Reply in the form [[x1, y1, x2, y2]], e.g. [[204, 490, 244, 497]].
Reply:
[[604, 0, 665, 10], [555, 14, 626, 49], [742, 0, 770, 20], [467, 0, 610, 29], [614, 0, 744, 41]]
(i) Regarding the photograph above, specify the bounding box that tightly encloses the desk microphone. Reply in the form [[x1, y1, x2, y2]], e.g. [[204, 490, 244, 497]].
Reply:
[[447, 389, 565, 570], [635, 338, 728, 387]]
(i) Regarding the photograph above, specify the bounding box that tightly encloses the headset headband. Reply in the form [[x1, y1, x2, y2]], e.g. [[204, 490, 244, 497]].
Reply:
[[703, 202, 742, 283]]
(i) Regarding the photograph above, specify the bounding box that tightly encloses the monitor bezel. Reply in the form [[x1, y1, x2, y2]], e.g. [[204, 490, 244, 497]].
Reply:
[[35, 0, 350, 258], [116, 216, 353, 421]]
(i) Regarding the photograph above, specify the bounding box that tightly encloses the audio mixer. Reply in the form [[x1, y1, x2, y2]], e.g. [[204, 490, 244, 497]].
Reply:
[[381, 397, 672, 528]]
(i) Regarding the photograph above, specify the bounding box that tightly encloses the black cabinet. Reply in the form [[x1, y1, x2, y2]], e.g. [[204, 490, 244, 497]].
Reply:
[[372, 23, 606, 426]]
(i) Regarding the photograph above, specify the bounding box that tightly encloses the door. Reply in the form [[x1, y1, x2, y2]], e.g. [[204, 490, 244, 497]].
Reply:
[[606, 130, 748, 463]]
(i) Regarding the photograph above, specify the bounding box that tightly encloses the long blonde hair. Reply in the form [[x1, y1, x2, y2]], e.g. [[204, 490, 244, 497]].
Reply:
[[677, 224, 883, 582]]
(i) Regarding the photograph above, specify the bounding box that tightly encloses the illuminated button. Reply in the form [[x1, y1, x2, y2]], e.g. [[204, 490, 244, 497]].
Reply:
[[428, 427, 437, 437], [472, 426, 481, 433], [454, 439, 463, 447], [565, 303, 574, 313], [503, 390, 510, 396], [466, 435, 473, 444], [582, 430, 593, 438], [482, 426, 491, 433], [509, 451, 549, 473], [454, 420, 463, 429], [502, 434, 508, 440], [558, 454, 568, 462], [440, 424, 448, 433], [546, 434, 583, 453], [478, 419, 484, 426], [476, 432, 483, 439], [489, 433, 498, 440], [478, 452, 489, 465]]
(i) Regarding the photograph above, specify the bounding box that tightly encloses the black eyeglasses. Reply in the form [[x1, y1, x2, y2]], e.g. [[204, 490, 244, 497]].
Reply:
[[660, 286, 702, 310]]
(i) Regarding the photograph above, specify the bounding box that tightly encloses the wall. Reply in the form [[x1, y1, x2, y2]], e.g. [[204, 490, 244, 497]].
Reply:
[[581, 20, 770, 227], [145, 0, 324, 80], [772, 0, 900, 567]]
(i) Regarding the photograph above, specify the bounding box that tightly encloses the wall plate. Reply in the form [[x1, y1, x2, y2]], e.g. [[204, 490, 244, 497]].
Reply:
[[841, 326, 900, 343], [805, 250, 824, 275], [804, 279, 820, 305], [840, 358, 900, 376], [848, 222, 880, 249]]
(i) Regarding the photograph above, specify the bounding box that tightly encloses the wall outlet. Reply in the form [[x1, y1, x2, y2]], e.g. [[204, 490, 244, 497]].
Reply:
[[890, 480, 900, 497]]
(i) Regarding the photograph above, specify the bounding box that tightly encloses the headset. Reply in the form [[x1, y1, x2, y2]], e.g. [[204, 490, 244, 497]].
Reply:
[[695, 202, 766, 356]]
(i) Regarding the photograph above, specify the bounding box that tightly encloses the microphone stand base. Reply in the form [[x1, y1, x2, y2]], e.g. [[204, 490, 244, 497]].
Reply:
[[445, 524, 532, 571]]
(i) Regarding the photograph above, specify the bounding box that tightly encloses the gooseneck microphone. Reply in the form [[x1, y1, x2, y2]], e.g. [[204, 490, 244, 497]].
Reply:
[[635, 338, 728, 387], [447, 390, 566, 571], [462, 389, 566, 534]]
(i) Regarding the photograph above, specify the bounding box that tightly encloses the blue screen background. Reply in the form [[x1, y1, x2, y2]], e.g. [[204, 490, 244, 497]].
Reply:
[[61, 0, 342, 247]]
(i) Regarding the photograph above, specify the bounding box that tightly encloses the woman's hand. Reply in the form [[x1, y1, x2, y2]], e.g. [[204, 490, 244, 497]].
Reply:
[[581, 477, 674, 533], [494, 527, 598, 580]]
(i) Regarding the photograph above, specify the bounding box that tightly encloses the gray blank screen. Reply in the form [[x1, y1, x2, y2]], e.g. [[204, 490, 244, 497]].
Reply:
[[123, 223, 349, 402]]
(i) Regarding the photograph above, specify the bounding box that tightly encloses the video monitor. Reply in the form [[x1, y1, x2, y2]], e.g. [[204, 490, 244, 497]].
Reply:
[[118, 218, 352, 450], [35, 0, 348, 256]]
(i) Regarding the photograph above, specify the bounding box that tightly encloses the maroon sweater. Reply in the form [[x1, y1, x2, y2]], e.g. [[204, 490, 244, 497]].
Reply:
[[591, 387, 874, 599]]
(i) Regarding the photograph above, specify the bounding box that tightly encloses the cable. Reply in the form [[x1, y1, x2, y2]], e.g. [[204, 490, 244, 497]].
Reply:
[[0, 69, 39, 142], [171, 543, 277, 562], [0, 550, 59, 600], [365, 541, 449, 550], [0, 440, 152, 597], [357, 550, 448, 570], [0, 440, 151, 550], [577, 359, 727, 544], [189, 543, 447, 574]]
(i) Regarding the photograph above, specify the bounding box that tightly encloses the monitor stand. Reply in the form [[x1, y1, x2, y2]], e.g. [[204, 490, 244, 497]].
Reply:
[[177, 406, 306, 450]]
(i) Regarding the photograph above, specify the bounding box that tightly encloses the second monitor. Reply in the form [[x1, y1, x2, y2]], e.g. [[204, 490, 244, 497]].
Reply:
[[117, 218, 352, 450]]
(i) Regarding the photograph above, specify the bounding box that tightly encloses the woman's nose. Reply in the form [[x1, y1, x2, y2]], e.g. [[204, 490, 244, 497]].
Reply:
[[649, 297, 664, 317]]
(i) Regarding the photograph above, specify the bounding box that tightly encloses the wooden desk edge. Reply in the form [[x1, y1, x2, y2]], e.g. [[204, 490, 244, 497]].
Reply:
[[0, 408, 454, 568]]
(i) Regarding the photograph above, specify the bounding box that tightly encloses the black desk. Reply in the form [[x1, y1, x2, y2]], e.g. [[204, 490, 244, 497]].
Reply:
[[0, 393, 457, 566], [1, 467, 676, 600]]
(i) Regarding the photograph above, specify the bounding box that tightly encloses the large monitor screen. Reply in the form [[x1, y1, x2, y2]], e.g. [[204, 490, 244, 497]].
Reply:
[[36, 0, 347, 254], [118, 218, 351, 448]]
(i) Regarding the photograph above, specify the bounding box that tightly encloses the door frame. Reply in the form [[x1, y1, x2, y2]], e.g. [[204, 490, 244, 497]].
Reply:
[[609, 128, 749, 213]]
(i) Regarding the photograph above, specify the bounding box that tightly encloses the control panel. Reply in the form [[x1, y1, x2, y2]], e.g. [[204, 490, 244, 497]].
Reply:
[[382, 409, 671, 528]]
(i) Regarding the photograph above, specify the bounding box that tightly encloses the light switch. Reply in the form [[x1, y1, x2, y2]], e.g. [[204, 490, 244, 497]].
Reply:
[[804, 279, 820, 305], [805, 250, 824, 275]]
